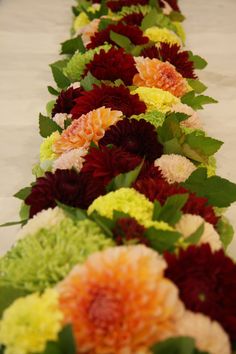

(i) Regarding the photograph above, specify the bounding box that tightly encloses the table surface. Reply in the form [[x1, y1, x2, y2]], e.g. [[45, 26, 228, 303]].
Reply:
[[0, 0, 236, 256]]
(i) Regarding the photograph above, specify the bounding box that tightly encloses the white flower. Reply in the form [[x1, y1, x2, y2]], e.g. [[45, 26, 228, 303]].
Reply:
[[175, 214, 222, 251], [172, 102, 203, 130], [174, 311, 231, 354], [69, 82, 81, 89], [52, 148, 87, 172], [17, 207, 66, 239], [52, 113, 72, 129], [154, 154, 196, 184]]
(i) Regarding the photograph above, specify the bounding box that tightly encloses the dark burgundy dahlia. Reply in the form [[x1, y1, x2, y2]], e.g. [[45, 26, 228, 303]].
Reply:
[[99, 119, 163, 162], [71, 84, 146, 119], [134, 176, 219, 226], [141, 43, 197, 79], [106, 0, 148, 12], [119, 12, 145, 26], [52, 86, 83, 117], [87, 22, 148, 49], [112, 217, 148, 245], [165, 244, 236, 342], [84, 48, 137, 85], [25, 170, 105, 217], [82, 146, 142, 185]]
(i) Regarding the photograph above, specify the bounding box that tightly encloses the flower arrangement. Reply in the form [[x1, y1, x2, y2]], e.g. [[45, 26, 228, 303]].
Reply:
[[1, 1, 236, 354]]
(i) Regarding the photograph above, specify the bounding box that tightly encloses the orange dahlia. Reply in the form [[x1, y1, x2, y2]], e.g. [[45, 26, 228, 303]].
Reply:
[[58, 245, 183, 354], [133, 57, 188, 97], [53, 107, 122, 154]]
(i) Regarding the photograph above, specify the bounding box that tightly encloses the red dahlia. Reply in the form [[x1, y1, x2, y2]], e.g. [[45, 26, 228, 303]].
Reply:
[[84, 48, 137, 85], [119, 12, 145, 26], [107, 0, 148, 12], [134, 176, 219, 226], [52, 86, 83, 117], [25, 170, 105, 217], [165, 244, 236, 342], [112, 217, 148, 245], [82, 146, 142, 185], [141, 43, 197, 79], [71, 84, 146, 119], [87, 22, 148, 50], [99, 119, 163, 162]]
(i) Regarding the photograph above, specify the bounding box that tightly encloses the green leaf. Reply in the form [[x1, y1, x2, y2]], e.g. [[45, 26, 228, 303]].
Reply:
[[41, 342, 61, 354], [158, 114, 183, 143], [168, 11, 185, 22], [144, 227, 181, 253], [0, 286, 29, 318], [187, 79, 207, 94], [0, 220, 27, 227], [39, 113, 62, 138], [151, 336, 197, 354], [188, 51, 208, 70], [185, 223, 204, 245], [14, 187, 31, 200], [48, 86, 60, 96], [56, 201, 87, 221], [58, 325, 76, 354], [64, 118, 72, 129], [46, 100, 56, 117], [152, 200, 162, 220], [50, 65, 71, 89], [156, 194, 189, 226], [86, 0, 108, 20], [181, 168, 236, 207], [50, 59, 69, 71], [217, 216, 234, 249], [184, 133, 223, 157], [106, 162, 143, 192], [110, 30, 133, 52], [98, 18, 115, 31], [61, 36, 85, 55], [19, 202, 30, 221], [141, 8, 159, 31], [181, 91, 218, 110], [89, 211, 114, 238], [80, 71, 100, 91]]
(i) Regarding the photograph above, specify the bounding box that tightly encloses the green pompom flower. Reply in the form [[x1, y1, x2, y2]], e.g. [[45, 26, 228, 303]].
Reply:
[[0, 219, 114, 292], [133, 110, 165, 129], [63, 45, 112, 82]]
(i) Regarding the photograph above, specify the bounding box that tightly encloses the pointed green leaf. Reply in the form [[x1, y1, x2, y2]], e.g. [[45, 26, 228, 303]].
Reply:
[[185, 133, 223, 157], [141, 8, 159, 31], [0, 286, 29, 318], [61, 36, 85, 55], [187, 79, 207, 94], [56, 201, 87, 221], [181, 91, 217, 110], [188, 51, 208, 70], [14, 187, 32, 200], [185, 223, 204, 245], [50, 65, 71, 89], [157, 194, 189, 225], [151, 336, 196, 354], [169, 11, 185, 22], [89, 211, 114, 238], [152, 200, 162, 220], [39, 113, 62, 138], [144, 227, 181, 253], [181, 168, 236, 207], [110, 30, 133, 52], [80, 71, 100, 91], [58, 325, 76, 354], [106, 161, 143, 192], [217, 216, 234, 250], [48, 86, 60, 96]]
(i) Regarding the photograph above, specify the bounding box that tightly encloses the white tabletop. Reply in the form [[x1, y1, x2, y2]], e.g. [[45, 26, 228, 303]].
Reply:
[[0, 0, 236, 256]]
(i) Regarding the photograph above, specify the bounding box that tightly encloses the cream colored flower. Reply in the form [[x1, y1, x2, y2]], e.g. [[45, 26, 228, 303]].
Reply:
[[154, 154, 196, 184], [52, 148, 87, 172], [175, 214, 222, 251], [172, 102, 203, 130], [52, 113, 72, 129], [76, 18, 100, 46], [174, 311, 231, 354]]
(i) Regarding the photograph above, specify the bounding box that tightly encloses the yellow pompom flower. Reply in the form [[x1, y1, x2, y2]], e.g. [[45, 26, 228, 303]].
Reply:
[[144, 27, 182, 46], [73, 12, 90, 31], [0, 289, 63, 354], [88, 187, 171, 230], [132, 86, 180, 113], [40, 131, 60, 162]]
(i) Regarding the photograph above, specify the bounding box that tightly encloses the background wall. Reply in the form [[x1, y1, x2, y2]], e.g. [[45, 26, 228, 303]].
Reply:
[[0, 0, 235, 256]]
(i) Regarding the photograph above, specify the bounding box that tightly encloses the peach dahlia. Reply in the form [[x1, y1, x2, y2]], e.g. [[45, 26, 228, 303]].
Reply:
[[58, 245, 183, 354]]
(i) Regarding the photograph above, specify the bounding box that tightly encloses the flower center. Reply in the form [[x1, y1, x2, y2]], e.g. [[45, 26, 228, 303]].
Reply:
[[88, 289, 122, 330], [198, 292, 206, 302]]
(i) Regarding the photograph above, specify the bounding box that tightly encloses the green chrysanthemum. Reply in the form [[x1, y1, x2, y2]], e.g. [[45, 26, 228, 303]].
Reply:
[[63, 44, 112, 82], [117, 5, 151, 17], [0, 219, 114, 292]]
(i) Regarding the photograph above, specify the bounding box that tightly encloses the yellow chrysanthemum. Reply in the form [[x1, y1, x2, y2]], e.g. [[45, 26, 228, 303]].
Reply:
[[88, 187, 171, 231], [132, 86, 180, 113], [0, 290, 63, 354], [73, 12, 90, 31], [40, 131, 60, 162], [144, 27, 182, 46]]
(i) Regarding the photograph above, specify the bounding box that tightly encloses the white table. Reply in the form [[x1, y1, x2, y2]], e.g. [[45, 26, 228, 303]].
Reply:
[[0, 0, 236, 256]]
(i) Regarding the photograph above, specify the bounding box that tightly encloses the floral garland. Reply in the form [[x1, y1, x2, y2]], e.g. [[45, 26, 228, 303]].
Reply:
[[1, 1, 236, 354]]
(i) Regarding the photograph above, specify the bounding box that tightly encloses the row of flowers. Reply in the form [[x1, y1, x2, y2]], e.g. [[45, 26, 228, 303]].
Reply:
[[1, 0, 236, 354]]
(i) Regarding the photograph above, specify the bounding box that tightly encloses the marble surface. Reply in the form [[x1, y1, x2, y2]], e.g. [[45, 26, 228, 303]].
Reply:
[[0, 0, 235, 256]]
